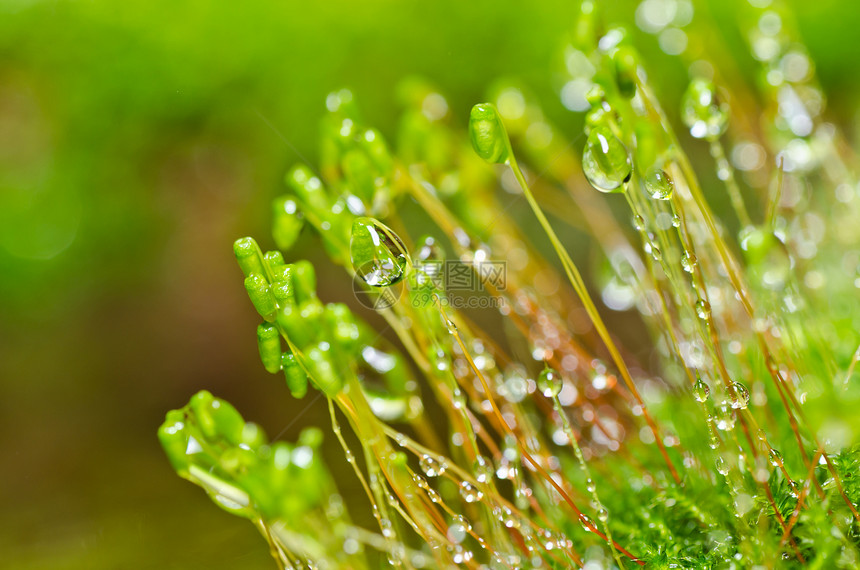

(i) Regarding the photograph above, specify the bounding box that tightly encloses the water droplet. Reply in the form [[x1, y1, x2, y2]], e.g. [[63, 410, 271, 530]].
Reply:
[[633, 214, 646, 230], [768, 448, 784, 467], [445, 318, 458, 334], [644, 168, 674, 200], [597, 507, 609, 522], [788, 479, 800, 498], [693, 377, 711, 402], [538, 367, 563, 397], [730, 381, 750, 409], [494, 505, 521, 529], [672, 214, 681, 227], [578, 513, 595, 531], [350, 217, 409, 287], [695, 299, 711, 320], [414, 235, 443, 263], [586, 477, 596, 493], [582, 125, 632, 193], [715, 404, 736, 431], [716, 456, 730, 476], [447, 515, 471, 544], [681, 79, 729, 140], [473, 456, 494, 483], [419, 455, 447, 477], [681, 251, 697, 273], [459, 481, 484, 503]]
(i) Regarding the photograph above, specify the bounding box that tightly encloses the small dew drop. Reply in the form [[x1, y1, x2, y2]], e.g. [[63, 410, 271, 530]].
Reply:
[[768, 448, 784, 467], [681, 251, 698, 273], [447, 515, 471, 544], [730, 381, 750, 409], [459, 481, 484, 503], [695, 299, 711, 321], [693, 377, 711, 402], [419, 455, 447, 477], [644, 168, 674, 200], [473, 456, 494, 483], [538, 367, 563, 398], [681, 79, 729, 140], [578, 513, 595, 532], [716, 456, 730, 476]]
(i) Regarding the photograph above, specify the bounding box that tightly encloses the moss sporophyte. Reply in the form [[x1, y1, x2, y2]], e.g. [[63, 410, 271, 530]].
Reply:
[[160, 2, 860, 568]]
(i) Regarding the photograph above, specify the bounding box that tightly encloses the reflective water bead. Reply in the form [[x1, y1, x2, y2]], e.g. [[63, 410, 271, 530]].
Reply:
[[768, 448, 784, 467], [578, 513, 595, 532], [681, 79, 729, 140], [730, 381, 750, 409], [459, 481, 484, 503], [582, 125, 632, 193], [447, 515, 471, 544], [644, 168, 674, 200], [419, 455, 447, 477], [695, 298, 711, 320], [350, 217, 410, 287], [716, 456, 730, 476], [538, 367, 563, 398], [693, 376, 711, 402], [495, 505, 520, 529], [681, 251, 697, 273], [473, 456, 494, 483]]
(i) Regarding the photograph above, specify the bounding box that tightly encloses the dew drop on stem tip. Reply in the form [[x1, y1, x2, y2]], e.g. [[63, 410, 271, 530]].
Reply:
[[350, 217, 410, 287]]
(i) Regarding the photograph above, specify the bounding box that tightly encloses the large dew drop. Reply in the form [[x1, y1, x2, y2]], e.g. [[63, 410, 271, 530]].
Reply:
[[681, 79, 729, 140], [350, 217, 410, 287], [582, 125, 632, 193]]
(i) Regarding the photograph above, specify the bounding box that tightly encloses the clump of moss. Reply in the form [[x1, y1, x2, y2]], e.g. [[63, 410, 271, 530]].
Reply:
[[160, 1, 860, 567]]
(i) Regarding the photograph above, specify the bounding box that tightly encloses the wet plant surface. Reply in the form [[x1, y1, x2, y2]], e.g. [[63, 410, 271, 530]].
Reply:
[[5, 0, 860, 568], [159, 2, 860, 567]]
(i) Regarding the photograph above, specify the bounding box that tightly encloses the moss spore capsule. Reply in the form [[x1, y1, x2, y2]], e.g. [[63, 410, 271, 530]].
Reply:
[[272, 195, 304, 251], [257, 323, 283, 374], [469, 103, 510, 164], [281, 352, 309, 398], [244, 273, 278, 321], [234, 237, 266, 278]]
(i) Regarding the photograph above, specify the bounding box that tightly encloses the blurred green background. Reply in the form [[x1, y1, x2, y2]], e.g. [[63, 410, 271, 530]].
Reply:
[[1, 0, 858, 567]]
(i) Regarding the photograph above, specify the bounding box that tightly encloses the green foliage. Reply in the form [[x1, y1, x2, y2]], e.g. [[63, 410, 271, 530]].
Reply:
[[157, 1, 860, 568]]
